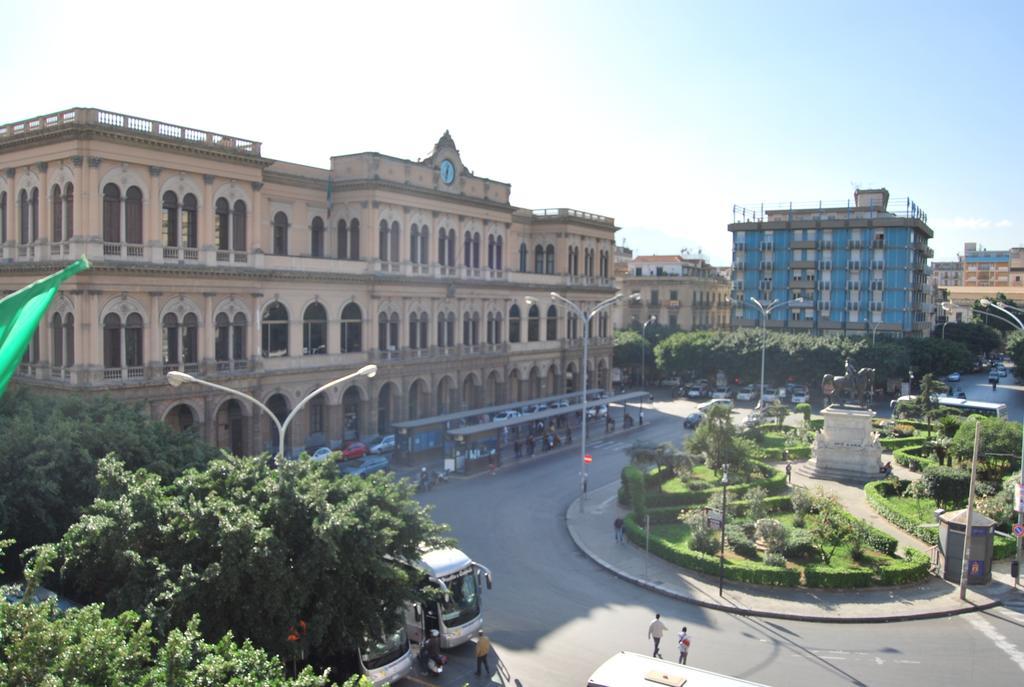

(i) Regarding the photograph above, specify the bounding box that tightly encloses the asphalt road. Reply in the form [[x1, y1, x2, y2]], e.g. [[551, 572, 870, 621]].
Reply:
[[406, 393, 1024, 687]]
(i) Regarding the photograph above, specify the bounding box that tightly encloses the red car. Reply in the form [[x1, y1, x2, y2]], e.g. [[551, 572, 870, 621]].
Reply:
[[341, 441, 368, 459]]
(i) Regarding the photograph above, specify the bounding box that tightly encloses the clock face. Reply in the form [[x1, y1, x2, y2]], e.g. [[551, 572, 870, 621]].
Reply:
[[440, 159, 455, 185]]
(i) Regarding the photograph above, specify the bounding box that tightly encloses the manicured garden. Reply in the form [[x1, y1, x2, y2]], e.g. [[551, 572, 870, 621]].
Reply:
[[619, 405, 930, 589]]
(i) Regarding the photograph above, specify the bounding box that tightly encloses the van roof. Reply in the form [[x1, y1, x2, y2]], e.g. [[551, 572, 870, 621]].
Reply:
[[587, 652, 770, 687]]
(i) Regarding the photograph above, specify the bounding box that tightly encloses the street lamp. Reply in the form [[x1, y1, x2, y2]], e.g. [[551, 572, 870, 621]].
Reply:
[[641, 315, 657, 391], [719, 465, 729, 596], [529, 290, 637, 511], [979, 299, 1024, 330], [745, 297, 805, 409], [940, 301, 953, 340], [871, 319, 883, 346], [167, 364, 377, 464]]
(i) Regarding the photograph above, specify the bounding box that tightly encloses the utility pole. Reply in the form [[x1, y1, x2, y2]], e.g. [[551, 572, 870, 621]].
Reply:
[[959, 420, 981, 601]]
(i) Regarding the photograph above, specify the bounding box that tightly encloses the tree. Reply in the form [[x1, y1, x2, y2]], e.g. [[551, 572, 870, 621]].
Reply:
[[935, 321, 1001, 357], [628, 441, 697, 480], [685, 403, 752, 476], [612, 330, 646, 385], [0, 390, 219, 573], [1007, 330, 1024, 380], [763, 401, 790, 428], [754, 518, 787, 555], [57, 454, 449, 662], [949, 416, 1023, 472], [809, 492, 852, 565]]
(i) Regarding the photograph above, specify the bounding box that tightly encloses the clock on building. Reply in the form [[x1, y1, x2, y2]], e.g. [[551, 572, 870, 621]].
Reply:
[[440, 159, 455, 185]]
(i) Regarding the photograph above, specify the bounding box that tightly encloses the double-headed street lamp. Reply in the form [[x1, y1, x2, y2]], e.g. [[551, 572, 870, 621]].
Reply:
[[719, 465, 729, 596], [978, 299, 1024, 586], [641, 315, 657, 391], [736, 296, 805, 410], [528, 291, 638, 512], [940, 301, 953, 339], [167, 364, 378, 464]]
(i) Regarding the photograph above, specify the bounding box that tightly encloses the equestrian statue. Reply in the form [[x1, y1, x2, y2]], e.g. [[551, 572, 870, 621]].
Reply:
[[821, 359, 875, 407]]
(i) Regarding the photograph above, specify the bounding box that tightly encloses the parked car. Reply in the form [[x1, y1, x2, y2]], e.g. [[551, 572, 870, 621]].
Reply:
[[761, 387, 780, 403], [338, 454, 390, 477], [710, 387, 733, 399], [686, 381, 710, 399], [368, 434, 396, 454], [735, 384, 756, 401], [311, 446, 336, 461], [789, 386, 810, 404], [697, 398, 733, 413], [550, 399, 571, 409], [493, 409, 522, 422], [683, 412, 703, 429], [658, 377, 682, 387], [523, 403, 548, 414], [341, 441, 369, 459], [586, 403, 608, 419], [946, 372, 961, 382]]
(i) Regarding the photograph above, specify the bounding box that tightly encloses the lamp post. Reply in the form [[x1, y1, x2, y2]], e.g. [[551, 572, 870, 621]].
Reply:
[[719, 465, 729, 596], [871, 319, 883, 346], [167, 364, 377, 464], [641, 315, 657, 391], [977, 300, 1024, 583], [940, 301, 953, 340], [530, 291, 635, 512], [746, 297, 805, 410]]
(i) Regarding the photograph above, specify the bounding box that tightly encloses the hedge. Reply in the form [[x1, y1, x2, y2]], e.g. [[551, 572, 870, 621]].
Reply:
[[635, 495, 793, 527], [623, 514, 801, 587], [643, 461, 788, 509], [880, 435, 931, 451], [877, 548, 931, 585], [622, 464, 647, 516], [804, 564, 874, 588], [892, 445, 938, 472], [761, 445, 812, 461]]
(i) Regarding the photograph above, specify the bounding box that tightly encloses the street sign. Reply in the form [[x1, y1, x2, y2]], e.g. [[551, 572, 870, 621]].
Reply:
[[584, 454, 592, 464], [706, 508, 723, 529], [1013, 523, 1024, 538]]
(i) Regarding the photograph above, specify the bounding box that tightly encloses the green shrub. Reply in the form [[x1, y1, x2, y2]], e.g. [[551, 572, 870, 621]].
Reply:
[[892, 423, 916, 438], [732, 494, 792, 517], [744, 486, 770, 521], [622, 465, 647, 516], [892, 444, 937, 472], [877, 548, 930, 585], [725, 523, 758, 558], [921, 465, 971, 507], [763, 551, 787, 568], [791, 487, 814, 527], [809, 418, 824, 431], [795, 403, 811, 422], [880, 436, 931, 451], [804, 565, 874, 588], [783, 529, 817, 560], [680, 509, 719, 555], [755, 518, 788, 555]]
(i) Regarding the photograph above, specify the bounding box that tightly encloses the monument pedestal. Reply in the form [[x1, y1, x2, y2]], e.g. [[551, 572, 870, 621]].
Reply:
[[798, 405, 882, 483]]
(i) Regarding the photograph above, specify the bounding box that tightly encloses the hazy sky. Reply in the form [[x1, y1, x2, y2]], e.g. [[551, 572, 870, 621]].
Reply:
[[3, 1, 1021, 265]]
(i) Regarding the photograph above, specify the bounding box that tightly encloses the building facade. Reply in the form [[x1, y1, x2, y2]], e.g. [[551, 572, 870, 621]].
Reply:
[[961, 243, 1010, 287], [616, 254, 730, 331], [0, 108, 618, 457], [729, 188, 933, 337]]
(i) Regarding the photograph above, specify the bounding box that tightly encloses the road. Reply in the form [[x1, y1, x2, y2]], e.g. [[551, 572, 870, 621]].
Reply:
[[406, 391, 1024, 686]]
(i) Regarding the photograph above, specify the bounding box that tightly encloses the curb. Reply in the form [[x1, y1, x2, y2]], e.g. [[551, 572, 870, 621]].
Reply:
[[565, 497, 1004, 624]]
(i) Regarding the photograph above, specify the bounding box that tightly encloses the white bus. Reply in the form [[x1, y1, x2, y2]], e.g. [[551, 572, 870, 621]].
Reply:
[[587, 652, 771, 687], [355, 620, 414, 686], [891, 395, 1008, 419], [406, 547, 493, 649]]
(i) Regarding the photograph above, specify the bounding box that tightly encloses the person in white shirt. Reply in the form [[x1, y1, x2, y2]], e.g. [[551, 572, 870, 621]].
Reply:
[[677, 626, 690, 664], [647, 613, 668, 658]]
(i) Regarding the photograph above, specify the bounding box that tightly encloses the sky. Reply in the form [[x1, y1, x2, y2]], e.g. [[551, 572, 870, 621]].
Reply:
[[3, 0, 1021, 266]]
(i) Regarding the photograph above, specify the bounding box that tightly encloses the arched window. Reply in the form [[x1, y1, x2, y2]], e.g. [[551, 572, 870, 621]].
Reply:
[[51, 313, 63, 368], [378, 312, 400, 351], [163, 313, 180, 367], [519, 243, 528, 272], [390, 221, 400, 262], [162, 191, 179, 247], [379, 219, 389, 261], [261, 302, 289, 357], [509, 304, 521, 343], [215, 312, 230, 363], [437, 312, 447, 347], [30, 188, 39, 242], [419, 225, 429, 264], [182, 313, 198, 365], [182, 194, 197, 248], [534, 245, 544, 273], [125, 186, 143, 245], [527, 305, 540, 341], [303, 302, 327, 355], [568, 311, 579, 339], [63, 183, 75, 240], [471, 312, 480, 345], [568, 246, 576, 275], [340, 303, 362, 352], [447, 228, 455, 266], [338, 218, 360, 259], [494, 312, 502, 343], [495, 236, 503, 270], [486, 313, 495, 344], [438, 228, 448, 266], [232, 200, 247, 251], [232, 313, 247, 361], [410, 312, 420, 349], [125, 313, 143, 367], [311, 216, 325, 257], [63, 313, 75, 367], [309, 393, 326, 435], [463, 312, 471, 345], [545, 244, 555, 274], [273, 212, 289, 255], [103, 313, 121, 370], [446, 312, 456, 347], [600, 250, 609, 277], [215, 198, 230, 250], [102, 184, 120, 243], [487, 236, 495, 268], [0, 191, 7, 243], [464, 231, 472, 267], [51, 184, 62, 243], [337, 219, 349, 259], [546, 305, 558, 340], [20, 188, 38, 244], [410, 225, 420, 264], [473, 232, 481, 268]]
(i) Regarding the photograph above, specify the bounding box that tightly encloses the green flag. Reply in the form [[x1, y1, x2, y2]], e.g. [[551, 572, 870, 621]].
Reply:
[[0, 256, 90, 397]]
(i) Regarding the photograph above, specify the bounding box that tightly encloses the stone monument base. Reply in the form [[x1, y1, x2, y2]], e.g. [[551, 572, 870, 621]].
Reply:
[[798, 405, 882, 483]]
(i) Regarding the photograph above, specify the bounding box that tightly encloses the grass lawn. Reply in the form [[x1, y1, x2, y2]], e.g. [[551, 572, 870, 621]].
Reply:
[[877, 493, 942, 527], [658, 465, 720, 494]]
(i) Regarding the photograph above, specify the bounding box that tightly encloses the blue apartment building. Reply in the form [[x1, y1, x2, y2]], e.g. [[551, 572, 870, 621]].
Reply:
[[728, 188, 933, 337]]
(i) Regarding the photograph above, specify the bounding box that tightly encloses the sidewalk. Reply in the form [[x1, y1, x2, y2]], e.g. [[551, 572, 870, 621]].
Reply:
[[566, 473, 1022, 623]]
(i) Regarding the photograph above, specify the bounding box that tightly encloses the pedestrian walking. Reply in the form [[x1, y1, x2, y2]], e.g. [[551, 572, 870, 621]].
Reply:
[[648, 613, 668, 658], [639, 410, 644, 426], [514, 439, 521, 459], [474, 629, 492, 676], [677, 626, 690, 664], [785, 461, 792, 484], [566, 425, 573, 444], [614, 516, 625, 542]]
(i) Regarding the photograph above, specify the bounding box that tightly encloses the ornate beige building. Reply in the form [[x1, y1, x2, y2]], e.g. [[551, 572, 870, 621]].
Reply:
[[616, 254, 731, 331], [0, 108, 618, 457]]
